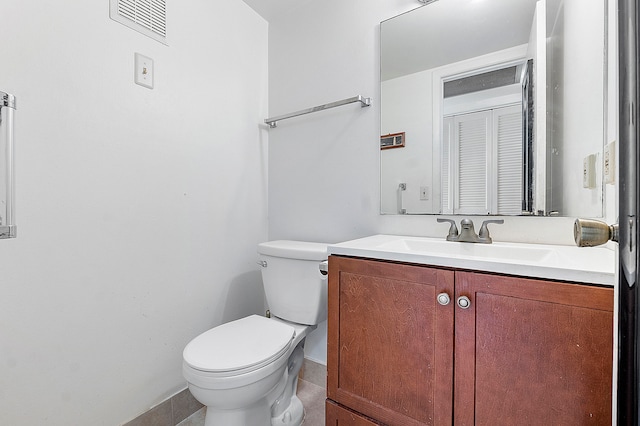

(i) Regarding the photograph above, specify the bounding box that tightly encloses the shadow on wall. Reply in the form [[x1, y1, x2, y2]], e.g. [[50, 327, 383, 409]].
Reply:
[[221, 270, 266, 323]]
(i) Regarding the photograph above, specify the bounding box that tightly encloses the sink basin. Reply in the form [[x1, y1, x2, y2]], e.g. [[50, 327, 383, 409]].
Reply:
[[328, 234, 615, 286], [378, 237, 553, 263]]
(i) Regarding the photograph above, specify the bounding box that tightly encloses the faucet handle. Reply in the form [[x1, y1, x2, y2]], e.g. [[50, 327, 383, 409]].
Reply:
[[437, 218, 459, 241], [478, 219, 504, 243]]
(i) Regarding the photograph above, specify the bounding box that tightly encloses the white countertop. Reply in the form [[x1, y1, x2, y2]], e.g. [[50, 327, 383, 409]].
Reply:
[[328, 234, 615, 286]]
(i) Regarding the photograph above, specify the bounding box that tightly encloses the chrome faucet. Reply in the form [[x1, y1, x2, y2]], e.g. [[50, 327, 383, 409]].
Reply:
[[437, 218, 504, 244]]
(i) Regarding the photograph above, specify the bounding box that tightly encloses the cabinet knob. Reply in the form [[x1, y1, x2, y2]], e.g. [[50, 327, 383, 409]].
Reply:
[[457, 296, 471, 309], [437, 292, 451, 306]]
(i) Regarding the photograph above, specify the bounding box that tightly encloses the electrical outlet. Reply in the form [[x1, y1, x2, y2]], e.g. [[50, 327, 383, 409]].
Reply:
[[604, 141, 616, 184], [420, 186, 430, 200], [135, 53, 154, 89]]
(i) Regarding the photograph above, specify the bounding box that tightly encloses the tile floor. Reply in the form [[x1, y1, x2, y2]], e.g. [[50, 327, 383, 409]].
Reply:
[[176, 379, 326, 426]]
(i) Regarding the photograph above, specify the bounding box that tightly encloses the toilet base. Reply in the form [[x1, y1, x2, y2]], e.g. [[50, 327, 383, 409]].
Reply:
[[203, 402, 271, 426], [271, 395, 304, 426], [200, 395, 304, 426]]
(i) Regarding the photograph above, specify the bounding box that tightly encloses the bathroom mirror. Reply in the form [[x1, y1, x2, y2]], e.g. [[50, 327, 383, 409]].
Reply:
[[380, 0, 607, 217]]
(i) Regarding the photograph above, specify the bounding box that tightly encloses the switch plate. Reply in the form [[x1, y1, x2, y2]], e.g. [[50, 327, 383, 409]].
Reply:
[[420, 186, 430, 200], [583, 154, 596, 189], [604, 141, 616, 184], [135, 53, 154, 89]]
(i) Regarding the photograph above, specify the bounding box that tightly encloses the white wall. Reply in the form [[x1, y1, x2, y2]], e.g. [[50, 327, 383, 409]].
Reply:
[[268, 0, 416, 243], [0, 1, 268, 425], [267, 0, 616, 364]]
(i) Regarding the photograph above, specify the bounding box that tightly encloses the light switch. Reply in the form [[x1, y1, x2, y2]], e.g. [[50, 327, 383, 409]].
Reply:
[[583, 154, 596, 189], [604, 141, 616, 184], [420, 186, 430, 201], [135, 53, 154, 89]]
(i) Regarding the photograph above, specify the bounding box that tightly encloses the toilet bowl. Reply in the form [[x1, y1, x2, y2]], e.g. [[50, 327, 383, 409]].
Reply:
[[182, 240, 328, 426], [183, 315, 312, 426]]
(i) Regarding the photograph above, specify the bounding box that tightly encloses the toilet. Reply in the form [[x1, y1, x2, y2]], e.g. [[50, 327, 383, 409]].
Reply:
[[182, 240, 328, 426]]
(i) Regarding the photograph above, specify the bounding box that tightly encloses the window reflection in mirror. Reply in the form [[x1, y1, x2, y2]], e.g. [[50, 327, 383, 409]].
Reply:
[[380, 0, 607, 217]]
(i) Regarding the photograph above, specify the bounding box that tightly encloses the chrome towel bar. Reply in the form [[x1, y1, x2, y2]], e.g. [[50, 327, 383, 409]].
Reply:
[[264, 95, 371, 128], [0, 91, 16, 239]]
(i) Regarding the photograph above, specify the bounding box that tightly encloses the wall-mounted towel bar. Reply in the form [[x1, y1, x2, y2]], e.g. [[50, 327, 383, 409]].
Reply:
[[0, 91, 17, 239], [264, 95, 371, 128]]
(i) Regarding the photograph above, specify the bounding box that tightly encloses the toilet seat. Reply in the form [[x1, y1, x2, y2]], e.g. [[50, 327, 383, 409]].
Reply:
[[183, 315, 295, 377]]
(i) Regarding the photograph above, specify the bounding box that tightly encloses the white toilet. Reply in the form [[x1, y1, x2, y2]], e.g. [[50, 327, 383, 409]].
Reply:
[[182, 240, 328, 426]]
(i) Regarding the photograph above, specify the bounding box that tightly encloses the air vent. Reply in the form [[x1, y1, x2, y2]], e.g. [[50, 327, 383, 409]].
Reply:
[[110, 0, 167, 45], [444, 66, 518, 98]]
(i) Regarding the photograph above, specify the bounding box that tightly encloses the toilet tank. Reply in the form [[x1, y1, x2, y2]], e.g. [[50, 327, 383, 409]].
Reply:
[[258, 240, 329, 326]]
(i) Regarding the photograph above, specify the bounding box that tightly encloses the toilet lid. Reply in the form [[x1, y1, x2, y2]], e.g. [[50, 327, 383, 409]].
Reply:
[[183, 315, 295, 373]]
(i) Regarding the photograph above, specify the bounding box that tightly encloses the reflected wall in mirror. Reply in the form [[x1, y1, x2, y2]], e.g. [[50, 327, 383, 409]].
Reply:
[[380, 0, 607, 217]]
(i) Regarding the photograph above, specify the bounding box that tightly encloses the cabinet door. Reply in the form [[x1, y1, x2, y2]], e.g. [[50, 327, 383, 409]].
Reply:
[[326, 400, 380, 425], [327, 256, 455, 425], [454, 271, 614, 425]]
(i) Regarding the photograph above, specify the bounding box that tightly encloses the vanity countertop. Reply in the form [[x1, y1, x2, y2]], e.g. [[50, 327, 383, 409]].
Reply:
[[328, 234, 615, 286]]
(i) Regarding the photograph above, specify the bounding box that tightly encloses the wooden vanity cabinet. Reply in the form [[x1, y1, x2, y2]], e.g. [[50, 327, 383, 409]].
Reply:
[[454, 271, 613, 425], [326, 256, 614, 426], [327, 256, 455, 425], [326, 400, 380, 425]]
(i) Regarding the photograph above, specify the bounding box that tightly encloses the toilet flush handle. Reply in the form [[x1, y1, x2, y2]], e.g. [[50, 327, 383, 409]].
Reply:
[[257, 260, 267, 268], [319, 260, 328, 276]]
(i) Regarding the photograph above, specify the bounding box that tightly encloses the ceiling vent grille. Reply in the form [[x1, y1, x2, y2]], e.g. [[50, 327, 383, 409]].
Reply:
[[444, 66, 518, 98], [110, 0, 167, 45]]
